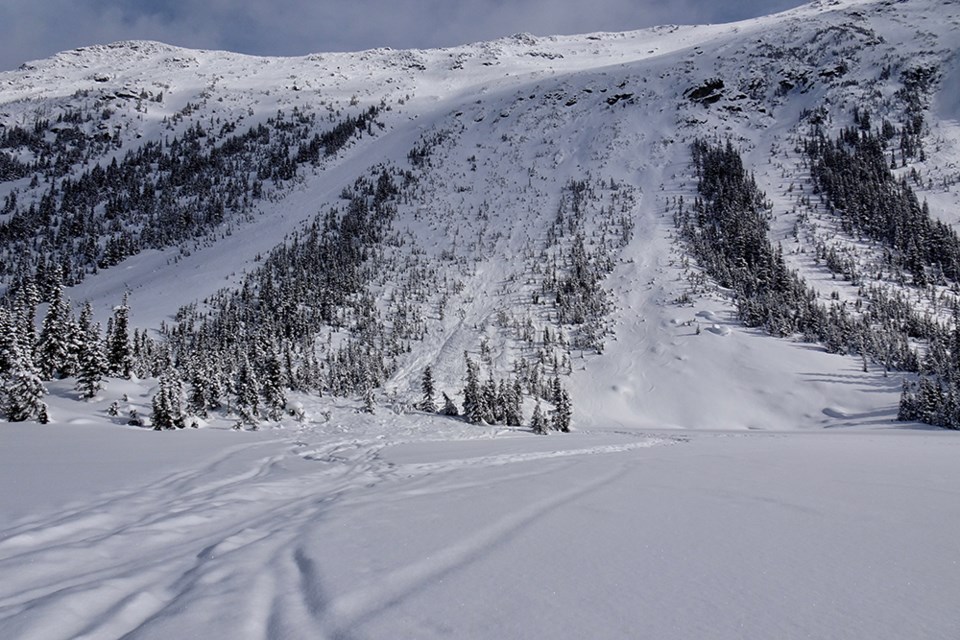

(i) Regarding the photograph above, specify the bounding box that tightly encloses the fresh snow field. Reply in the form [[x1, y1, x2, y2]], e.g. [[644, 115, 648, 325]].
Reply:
[[3, 0, 960, 637], [2, 414, 959, 639]]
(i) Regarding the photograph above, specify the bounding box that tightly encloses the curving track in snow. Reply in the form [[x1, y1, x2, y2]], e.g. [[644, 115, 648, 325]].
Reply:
[[3, 423, 960, 639], [0, 424, 676, 639]]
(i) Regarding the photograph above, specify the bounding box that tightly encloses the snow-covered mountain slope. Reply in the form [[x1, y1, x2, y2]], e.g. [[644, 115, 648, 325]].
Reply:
[[3, 0, 958, 432], [5, 2, 960, 639]]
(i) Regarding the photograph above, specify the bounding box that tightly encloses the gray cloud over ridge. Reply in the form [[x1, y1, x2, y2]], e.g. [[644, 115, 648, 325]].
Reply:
[[1, 0, 804, 72]]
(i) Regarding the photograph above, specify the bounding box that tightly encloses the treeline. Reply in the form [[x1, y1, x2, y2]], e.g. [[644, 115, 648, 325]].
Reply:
[[0, 269, 141, 423], [677, 140, 937, 412], [799, 116, 960, 429], [159, 165, 411, 426], [455, 355, 571, 434], [0, 105, 380, 294], [537, 179, 634, 353], [0, 162, 410, 426], [805, 124, 960, 286], [2, 122, 577, 433], [681, 140, 827, 338]]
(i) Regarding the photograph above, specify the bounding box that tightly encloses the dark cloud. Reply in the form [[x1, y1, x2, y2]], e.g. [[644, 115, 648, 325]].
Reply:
[[0, 0, 804, 72]]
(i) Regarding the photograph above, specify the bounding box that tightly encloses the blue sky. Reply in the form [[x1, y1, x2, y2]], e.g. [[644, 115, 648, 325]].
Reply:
[[1, 0, 804, 71]]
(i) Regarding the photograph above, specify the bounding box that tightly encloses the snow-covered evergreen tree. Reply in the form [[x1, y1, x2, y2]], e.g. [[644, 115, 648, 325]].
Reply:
[[462, 354, 483, 424], [37, 279, 75, 380], [551, 377, 572, 432], [482, 374, 499, 424], [0, 307, 19, 376], [441, 392, 459, 416], [262, 351, 287, 421], [152, 368, 186, 430], [107, 294, 133, 378], [187, 361, 217, 418], [3, 342, 48, 423], [75, 302, 107, 400], [11, 280, 39, 365], [234, 358, 261, 427], [419, 365, 438, 412], [503, 377, 524, 427], [361, 386, 376, 414], [531, 401, 548, 435]]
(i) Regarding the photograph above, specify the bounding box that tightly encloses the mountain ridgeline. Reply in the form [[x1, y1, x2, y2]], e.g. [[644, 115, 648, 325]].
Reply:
[[2, 0, 960, 430]]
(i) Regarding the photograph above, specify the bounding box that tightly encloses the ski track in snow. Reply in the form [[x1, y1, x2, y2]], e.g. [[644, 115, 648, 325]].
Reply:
[[2, 2, 960, 637], [0, 428, 676, 640]]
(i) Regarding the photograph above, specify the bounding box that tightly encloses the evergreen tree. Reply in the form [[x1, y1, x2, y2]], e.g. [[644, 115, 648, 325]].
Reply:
[[107, 293, 133, 378], [503, 377, 523, 427], [36, 279, 74, 379], [75, 302, 107, 400], [11, 280, 39, 365], [531, 401, 548, 435], [187, 360, 221, 418], [152, 368, 185, 430], [441, 392, 459, 416], [462, 354, 483, 424], [0, 307, 19, 376], [361, 386, 376, 414], [262, 351, 287, 421], [3, 342, 48, 423], [234, 358, 261, 427], [483, 374, 499, 424], [551, 379, 572, 433], [419, 365, 438, 412]]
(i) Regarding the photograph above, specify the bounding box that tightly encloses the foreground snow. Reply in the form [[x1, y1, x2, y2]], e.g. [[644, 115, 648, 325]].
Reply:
[[2, 411, 958, 639]]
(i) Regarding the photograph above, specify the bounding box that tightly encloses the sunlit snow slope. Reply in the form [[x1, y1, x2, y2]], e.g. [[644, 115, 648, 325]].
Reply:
[[3, 1, 960, 638], [4, 0, 957, 429]]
